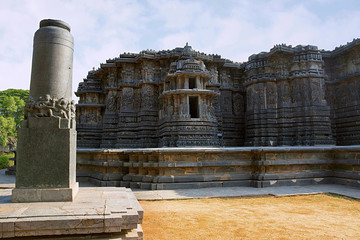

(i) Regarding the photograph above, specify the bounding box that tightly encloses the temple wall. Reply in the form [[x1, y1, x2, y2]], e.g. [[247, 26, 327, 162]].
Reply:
[[76, 47, 245, 148], [323, 40, 360, 145], [76, 41, 360, 148], [75, 40, 360, 189], [77, 146, 360, 189], [244, 45, 335, 146]]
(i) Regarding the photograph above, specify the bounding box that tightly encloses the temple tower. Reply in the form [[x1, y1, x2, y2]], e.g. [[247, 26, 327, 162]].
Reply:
[[158, 57, 220, 146], [245, 44, 334, 146]]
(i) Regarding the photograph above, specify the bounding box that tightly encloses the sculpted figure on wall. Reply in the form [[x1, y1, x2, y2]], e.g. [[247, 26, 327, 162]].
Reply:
[[254, 84, 265, 107], [107, 72, 117, 87], [220, 69, 231, 88], [122, 87, 134, 112], [209, 68, 219, 84], [266, 84, 276, 106], [142, 62, 155, 82], [105, 91, 117, 112], [141, 85, 155, 110], [86, 112, 97, 124], [122, 65, 134, 84], [310, 79, 324, 103], [233, 93, 243, 115], [278, 81, 290, 104], [222, 95, 231, 113]]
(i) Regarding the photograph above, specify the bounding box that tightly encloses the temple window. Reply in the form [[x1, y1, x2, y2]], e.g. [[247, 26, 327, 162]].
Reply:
[[189, 77, 196, 89], [189, 96, 199, 118]]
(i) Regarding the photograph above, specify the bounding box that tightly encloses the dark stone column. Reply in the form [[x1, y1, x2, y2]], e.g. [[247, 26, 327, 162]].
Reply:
[[12, 19, 78, 202]]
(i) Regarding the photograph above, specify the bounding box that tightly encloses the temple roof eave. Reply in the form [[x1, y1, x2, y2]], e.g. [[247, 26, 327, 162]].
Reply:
[[159, 89, 220, 98], [166, 71, 211, 78]]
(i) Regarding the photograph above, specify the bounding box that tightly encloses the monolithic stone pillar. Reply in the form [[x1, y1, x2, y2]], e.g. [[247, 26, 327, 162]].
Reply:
[[12, 19, 78, 202]]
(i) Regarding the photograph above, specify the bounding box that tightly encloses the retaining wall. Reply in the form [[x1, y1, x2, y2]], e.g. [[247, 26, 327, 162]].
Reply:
[[77, 146, 360, 190]]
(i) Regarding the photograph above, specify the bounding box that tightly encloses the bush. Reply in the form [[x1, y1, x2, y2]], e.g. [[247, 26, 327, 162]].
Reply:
[[0, 154, 9, 169]]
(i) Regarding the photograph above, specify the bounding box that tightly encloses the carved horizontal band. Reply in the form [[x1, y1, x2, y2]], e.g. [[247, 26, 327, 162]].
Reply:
[[25, 94, 75, 120]]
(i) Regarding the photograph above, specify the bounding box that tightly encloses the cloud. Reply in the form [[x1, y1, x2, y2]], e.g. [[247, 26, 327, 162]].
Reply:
[[0, 0, 360, 102]]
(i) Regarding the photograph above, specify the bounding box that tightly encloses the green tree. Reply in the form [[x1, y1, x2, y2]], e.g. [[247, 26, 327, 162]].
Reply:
[[1, 96, 25, 128], [0, 89, 29, 102], [0, 89, 29, 148], [0, 116, 16, 147]]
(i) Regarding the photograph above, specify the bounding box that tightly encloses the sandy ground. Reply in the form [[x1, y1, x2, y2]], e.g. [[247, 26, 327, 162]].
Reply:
[[139, 194, 360, 240]]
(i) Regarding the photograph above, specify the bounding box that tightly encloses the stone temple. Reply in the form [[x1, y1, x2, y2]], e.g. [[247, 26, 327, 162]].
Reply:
[[75, 40, 360, 190]]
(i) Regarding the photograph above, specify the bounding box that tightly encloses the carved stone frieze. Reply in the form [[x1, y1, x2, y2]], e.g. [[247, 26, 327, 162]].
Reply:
[[76, 40, 360, 148], [25, 94, 75, 120]]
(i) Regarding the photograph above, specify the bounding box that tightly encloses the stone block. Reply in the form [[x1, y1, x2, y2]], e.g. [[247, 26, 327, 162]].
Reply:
[[12, 182, 79, 203], [1, 220, 15, 238], [15, 126, 77, 190], [222, 180, 251, 187], [1, 188, 143, 239]]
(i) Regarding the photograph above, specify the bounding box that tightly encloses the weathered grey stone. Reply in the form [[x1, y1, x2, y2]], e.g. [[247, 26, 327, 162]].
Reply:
[[77, 40, 360, 148], [30, 19, 73, 101], [70, 40, 360, 192], [15, 122, 76, 189], [77, 146, 360, 190], [1, 188, 143, 239], [13, 19, 77, 203]]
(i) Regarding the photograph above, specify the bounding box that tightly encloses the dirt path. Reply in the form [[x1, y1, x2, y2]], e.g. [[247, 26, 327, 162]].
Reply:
[[140, 194, 360, 240]]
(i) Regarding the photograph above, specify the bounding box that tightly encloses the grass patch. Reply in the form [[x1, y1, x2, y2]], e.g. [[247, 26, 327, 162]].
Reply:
[[0, 153, 14, 169]]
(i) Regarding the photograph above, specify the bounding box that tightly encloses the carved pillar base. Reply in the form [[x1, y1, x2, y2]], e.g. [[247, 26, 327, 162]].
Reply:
[[12, 182, 78, 203]]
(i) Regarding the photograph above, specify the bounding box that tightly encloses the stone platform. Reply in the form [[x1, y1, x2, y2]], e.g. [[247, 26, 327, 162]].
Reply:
[[77, 146, 360, 190], [0, 187, 143, 239]]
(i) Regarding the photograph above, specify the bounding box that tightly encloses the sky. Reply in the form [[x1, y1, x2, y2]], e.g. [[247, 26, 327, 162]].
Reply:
[[0, 0, 360, 100]]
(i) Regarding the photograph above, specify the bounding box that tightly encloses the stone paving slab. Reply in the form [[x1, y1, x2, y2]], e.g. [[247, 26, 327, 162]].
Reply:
[[133, 184, 360, 200], [0, 187, 143, 239], [1, 168, 359, 201]]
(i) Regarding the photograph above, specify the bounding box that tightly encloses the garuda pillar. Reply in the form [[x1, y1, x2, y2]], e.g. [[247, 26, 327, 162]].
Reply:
[[12, 19, 78, 202]]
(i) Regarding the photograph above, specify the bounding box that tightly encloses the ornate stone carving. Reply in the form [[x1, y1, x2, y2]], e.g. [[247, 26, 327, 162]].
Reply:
[[233, 93, 243, 115], [24, 94, 75, 120], [141, 85, 154, 110], [209, 68, 219, 84], [122, 64, 134, 84], [107, 72, 117, 87], [117, 94, 122, 111], [311, 79, 323, 103], [76, 41, 360, 148], [278, 81, 290, 104], [86, 112, 97, 123], [122, 87, 134, 111], [142, 62, 155, 82], [105, 91, 117, 112], [254, 84, 265, 106], [220, 69, 231, 88]]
